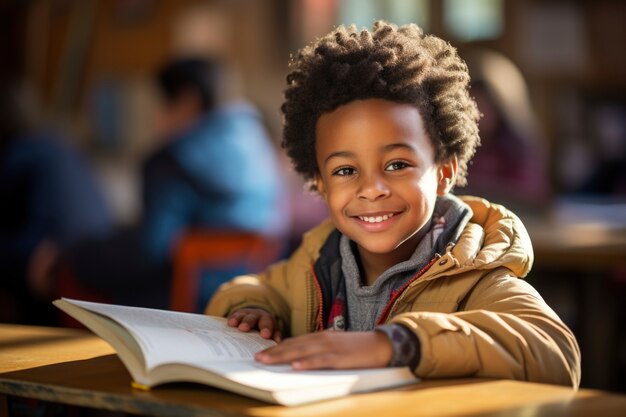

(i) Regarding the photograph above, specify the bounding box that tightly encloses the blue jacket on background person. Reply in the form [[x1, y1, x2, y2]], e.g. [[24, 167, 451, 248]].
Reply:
[[141, 101, 288, 261]]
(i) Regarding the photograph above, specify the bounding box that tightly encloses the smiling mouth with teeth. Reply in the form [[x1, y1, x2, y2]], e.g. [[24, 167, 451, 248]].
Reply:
[[357, 213, 395, 223]]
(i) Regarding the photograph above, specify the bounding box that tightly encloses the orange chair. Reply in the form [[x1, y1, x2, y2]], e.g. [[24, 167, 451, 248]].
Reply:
[[170, 230, 283, 313]]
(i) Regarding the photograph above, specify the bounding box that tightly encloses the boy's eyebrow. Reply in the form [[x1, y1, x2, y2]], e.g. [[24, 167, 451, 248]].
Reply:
[[323, 143, 417, 166], [383, 143, 417, 153], [324, 151, 354, 166]]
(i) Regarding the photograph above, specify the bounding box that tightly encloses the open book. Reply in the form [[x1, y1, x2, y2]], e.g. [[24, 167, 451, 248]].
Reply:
[[53, 298, 418, 406]]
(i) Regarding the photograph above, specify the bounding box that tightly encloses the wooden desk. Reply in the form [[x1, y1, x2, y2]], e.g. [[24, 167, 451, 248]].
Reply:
[[520, 200, 626, 270], [1, 324, 625, 417], [525, 219, 626, 269]]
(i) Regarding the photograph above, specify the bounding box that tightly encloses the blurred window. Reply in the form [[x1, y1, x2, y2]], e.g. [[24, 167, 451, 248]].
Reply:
[[444, 0, 503, 41], [338, 0, 430, 30]]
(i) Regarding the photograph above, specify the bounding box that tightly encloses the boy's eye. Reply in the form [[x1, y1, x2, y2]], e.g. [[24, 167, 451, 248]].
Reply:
[[332, 167, 356, 176], [385, 161, 409, 171]]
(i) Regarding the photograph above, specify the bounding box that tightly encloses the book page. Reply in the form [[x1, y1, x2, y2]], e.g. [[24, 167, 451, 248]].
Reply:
[[65, 299, 276, 370], [167, 360, 418, 406]]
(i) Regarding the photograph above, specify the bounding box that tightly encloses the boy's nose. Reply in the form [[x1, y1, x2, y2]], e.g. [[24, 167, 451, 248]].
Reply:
[[357, 173, 390, 201]]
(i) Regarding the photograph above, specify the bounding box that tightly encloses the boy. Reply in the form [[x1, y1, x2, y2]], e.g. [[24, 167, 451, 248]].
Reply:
[[206, 21, 581, 387]]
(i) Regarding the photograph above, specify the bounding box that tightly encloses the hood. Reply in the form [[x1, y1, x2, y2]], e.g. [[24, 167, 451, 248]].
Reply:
[[447, 195, 534, 278]]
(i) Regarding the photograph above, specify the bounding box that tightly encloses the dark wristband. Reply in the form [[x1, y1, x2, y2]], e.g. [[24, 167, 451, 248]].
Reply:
[[375, 323, 421, 370]]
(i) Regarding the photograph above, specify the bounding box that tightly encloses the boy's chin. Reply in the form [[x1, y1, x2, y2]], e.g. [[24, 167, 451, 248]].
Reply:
[[349, 231, 423, 259], [353, 240, 408, 256]]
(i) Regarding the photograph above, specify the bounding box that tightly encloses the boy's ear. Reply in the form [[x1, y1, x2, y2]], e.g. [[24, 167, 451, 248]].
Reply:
[[437, 157, 458, 196], [314, 174, 328, 201]]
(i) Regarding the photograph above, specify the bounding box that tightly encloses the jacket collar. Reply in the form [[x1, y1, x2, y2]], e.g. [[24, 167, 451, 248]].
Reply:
[[421, 196, 534, 280], [303, 195, 534, 284]]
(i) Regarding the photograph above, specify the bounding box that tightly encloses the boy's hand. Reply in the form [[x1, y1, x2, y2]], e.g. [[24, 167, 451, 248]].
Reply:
[[227, 308, 282, 342], [255, 331, 393, 370]]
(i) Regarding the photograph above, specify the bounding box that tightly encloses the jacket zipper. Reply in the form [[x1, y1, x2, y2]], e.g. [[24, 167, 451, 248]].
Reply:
[[376, 255, 439, 325], [310, 263, 325, 332]]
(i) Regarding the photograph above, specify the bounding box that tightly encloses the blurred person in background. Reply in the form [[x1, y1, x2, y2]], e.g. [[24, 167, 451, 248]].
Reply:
[[57, 56, 288, 309], [461, 48, 550, 210], [0, 79, 113, 324], [142, 57, 288, 261]]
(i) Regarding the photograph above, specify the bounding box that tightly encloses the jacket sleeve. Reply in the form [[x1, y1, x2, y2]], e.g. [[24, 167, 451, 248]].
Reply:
[[389, 270, 581, 388], [204, 261, 293, 333], [205, 219, 335, 334]]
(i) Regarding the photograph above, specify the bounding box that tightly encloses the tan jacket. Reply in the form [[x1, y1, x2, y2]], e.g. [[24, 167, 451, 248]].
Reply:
[[207, 196, 581, 388]]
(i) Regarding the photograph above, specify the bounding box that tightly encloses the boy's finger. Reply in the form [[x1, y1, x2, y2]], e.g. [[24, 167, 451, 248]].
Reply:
[[238, 313, 259, 331], [256, 340, 321, 364], [227, 310, 251, 326], [257, 314, 274, 329], [272, 329, 282, 343], [257, 315, 275, 339], [227, 313, 243, 326]]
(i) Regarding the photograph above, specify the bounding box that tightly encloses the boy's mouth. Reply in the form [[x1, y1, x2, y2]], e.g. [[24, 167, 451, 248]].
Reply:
[[357, 213, 395, 223]]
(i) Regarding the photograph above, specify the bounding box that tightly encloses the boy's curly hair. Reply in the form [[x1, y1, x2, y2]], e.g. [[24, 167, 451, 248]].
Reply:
[[281, 21, 480, 188]]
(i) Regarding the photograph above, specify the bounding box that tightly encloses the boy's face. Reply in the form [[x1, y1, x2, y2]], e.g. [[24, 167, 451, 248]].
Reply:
[[315, 98, 456, 259]]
